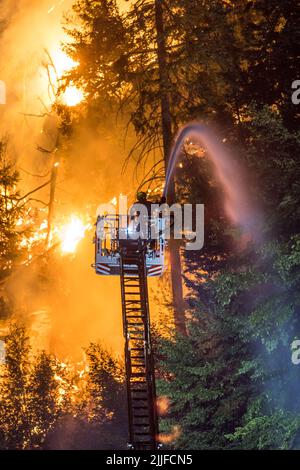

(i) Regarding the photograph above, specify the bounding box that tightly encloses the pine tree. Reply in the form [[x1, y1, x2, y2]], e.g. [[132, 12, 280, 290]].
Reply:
[[26, 351, 61, 448], [0, 140, 24, 283], [63, 0, 126, 109], [158, 238, 300, 449], [85, 343, 127, 448], [0, 323, 30, 449], [53, 343, 128, 450], [0, 324, 65, 449]]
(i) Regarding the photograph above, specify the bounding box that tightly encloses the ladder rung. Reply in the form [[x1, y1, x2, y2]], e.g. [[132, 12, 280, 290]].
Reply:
[[126, 310, 143, 313], [126, 312, 144, 316], [127, 308, 144, 312], [132, 439, 153, 449], [126, 311, 143, 314]]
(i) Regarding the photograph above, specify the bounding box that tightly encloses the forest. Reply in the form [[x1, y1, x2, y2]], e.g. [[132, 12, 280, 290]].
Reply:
[[0, 0, 300, 450]]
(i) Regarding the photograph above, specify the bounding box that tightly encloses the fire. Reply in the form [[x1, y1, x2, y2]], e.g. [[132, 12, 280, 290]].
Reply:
[[19, 218, 49, 256], [156, 396, 170, 416], [62, 86, 84, 107], [58, 215, 91, 254], [17, 208, 92, 260], [49, 49, 84, 107], [158, 425, 181, 444], [51, 49, 78, 78]]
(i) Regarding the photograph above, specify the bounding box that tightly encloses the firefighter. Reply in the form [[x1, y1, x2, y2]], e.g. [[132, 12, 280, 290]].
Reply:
[[133, 191, 152, 240], [135, 191, 152, 215]]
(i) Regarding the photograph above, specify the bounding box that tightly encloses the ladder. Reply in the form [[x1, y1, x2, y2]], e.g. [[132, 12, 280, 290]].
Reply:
[[120, 240, 158, 450]]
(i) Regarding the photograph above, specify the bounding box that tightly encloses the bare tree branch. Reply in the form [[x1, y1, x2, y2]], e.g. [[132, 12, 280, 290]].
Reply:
[[17, 180, 51, 202]]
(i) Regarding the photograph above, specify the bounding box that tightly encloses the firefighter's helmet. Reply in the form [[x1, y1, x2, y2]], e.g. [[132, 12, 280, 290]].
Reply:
[[136, 191, 147, 203]]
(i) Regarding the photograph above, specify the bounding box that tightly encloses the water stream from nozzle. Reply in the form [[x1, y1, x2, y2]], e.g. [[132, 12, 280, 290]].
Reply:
[[163, 123, 262, 242]]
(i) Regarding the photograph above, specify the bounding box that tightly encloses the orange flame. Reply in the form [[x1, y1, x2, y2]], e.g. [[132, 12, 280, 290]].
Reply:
[[49, 49, 84, 106], [58, 215, 91, 254], [158, 425, 181, 444], [157, 396, 170, 416]]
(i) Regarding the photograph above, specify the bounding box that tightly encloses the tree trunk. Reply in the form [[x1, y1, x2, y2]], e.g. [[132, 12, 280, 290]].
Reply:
[[46, 157, 59, 249], [154, 0, 186, 335]]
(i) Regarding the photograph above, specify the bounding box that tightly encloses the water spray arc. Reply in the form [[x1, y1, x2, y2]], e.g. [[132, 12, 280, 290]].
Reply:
[[164, 123, 260, 242]]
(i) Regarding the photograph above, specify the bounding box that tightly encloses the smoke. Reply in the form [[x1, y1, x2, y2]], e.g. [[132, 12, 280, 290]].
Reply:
[[0, 1, 69, 156], [0, 0, 129, 169], [0, 0, 139, 359]]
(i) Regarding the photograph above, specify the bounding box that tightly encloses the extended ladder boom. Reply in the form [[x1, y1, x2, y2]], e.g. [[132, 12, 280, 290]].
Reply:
[[120, 241, 158, 450]]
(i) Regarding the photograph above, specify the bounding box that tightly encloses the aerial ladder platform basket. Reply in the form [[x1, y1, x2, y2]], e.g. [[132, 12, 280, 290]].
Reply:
[[93, 213, 166, 450]]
